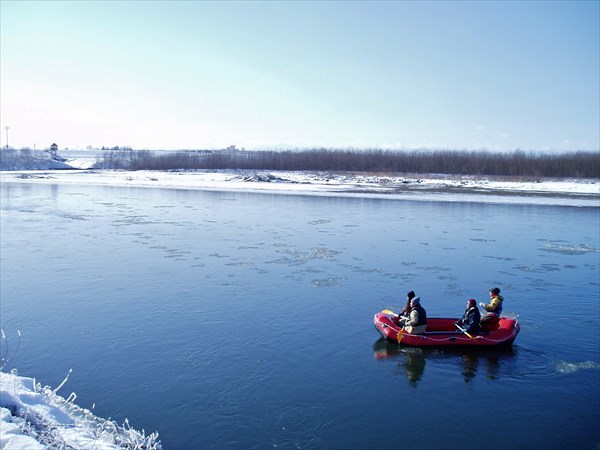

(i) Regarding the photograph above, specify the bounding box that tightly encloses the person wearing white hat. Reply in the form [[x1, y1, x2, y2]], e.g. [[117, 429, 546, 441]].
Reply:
[[403, 296, 428, 335]]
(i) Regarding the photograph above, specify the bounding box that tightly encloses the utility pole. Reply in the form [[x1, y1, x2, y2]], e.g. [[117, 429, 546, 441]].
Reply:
[[4, 126, 9, 148]]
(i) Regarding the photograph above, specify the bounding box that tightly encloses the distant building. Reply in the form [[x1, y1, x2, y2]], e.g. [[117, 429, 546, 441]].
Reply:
[[50, 143, 58, 158]]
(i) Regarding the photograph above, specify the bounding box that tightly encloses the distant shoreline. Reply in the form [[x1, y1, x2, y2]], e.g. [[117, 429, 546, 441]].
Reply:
[[1, 169, 599, 207]]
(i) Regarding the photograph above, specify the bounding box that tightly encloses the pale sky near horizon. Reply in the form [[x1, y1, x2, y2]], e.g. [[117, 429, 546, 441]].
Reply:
[[1, 0, 598, 152]]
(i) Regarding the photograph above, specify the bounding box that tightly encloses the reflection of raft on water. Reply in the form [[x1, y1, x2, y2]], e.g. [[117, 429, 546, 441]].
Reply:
[[374, 310, 520, 347], [373, 339, 426, 384], [373, 338, 516, 384]]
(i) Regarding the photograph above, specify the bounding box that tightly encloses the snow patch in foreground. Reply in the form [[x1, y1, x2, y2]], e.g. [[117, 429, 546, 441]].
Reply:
[[0, 369, 161, 450]]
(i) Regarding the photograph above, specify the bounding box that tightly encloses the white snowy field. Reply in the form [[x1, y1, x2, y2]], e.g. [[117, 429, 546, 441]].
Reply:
[[0, 369, 161, 450], [1, 167, 599, 207]]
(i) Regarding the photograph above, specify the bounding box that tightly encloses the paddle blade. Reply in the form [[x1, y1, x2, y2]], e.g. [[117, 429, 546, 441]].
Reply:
[[382, 309, 396, 315]]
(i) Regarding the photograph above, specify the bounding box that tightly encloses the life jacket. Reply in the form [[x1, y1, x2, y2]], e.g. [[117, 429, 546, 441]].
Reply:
[[413, 304, 427, 326], [464, 307, 481, 333], [490, 295, 504, 316]]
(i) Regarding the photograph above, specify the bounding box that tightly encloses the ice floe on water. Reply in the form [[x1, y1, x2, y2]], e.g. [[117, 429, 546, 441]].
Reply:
[[309, 277, 347, 288], [539, 242, 600, 255], [270, 246, 341, 266]]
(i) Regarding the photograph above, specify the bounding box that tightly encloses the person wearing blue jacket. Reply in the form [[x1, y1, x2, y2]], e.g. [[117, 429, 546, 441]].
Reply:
[[456, 299, 481, 334]]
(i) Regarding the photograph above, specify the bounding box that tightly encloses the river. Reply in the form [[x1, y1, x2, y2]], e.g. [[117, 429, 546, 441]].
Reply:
[[1, 182, 598, 449]]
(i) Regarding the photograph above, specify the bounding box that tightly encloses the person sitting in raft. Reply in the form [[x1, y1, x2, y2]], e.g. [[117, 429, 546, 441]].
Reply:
[[456, 298, 482, 334], [402, 296, 428, 334], [395, 290, 416, 325], [479, 287, 504, 331]]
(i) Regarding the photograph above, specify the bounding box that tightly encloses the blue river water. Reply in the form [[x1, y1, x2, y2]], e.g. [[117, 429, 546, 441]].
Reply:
[[1, 182, 599, 449]]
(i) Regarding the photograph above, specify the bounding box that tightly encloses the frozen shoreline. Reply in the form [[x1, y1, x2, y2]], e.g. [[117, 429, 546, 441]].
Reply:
[[0, 369, 161, 450], [1, 169, 599, 207]]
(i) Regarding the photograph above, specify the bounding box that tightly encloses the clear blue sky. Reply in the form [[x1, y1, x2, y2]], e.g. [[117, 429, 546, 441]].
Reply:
[[1, 0, 598, 151]]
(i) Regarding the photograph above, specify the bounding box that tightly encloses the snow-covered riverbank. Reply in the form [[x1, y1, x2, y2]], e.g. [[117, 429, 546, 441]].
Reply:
[[0, 369, 161, 449], [1, 169, 599, 207]]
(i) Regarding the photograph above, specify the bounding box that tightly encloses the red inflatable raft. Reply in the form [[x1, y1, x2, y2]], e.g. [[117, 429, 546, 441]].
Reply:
[[374, 310, 520, 347]]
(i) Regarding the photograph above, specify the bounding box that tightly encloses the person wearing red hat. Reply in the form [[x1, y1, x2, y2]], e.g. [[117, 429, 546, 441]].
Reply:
[[456, 299, 482, 334]]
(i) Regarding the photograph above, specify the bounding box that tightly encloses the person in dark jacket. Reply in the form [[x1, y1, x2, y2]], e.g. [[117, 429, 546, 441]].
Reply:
[[394, 290, 416, 326], [456, 299, 481, 334], [403, 297, 428, 334]]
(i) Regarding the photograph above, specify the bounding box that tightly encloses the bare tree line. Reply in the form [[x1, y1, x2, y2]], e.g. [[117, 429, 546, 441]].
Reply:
[[1, 147, 597, 177], [127, 149, 599, 178]]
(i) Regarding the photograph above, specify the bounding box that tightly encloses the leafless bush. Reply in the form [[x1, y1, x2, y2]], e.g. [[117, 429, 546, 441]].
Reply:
[[96, 149, 134, 169]]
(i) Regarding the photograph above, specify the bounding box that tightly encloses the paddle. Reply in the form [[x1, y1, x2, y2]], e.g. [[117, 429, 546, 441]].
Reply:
[[455, 322, 476, 340], [397, 329, 403, 343], [382, 309, 409, 319], [382, 310, 407, 342]]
